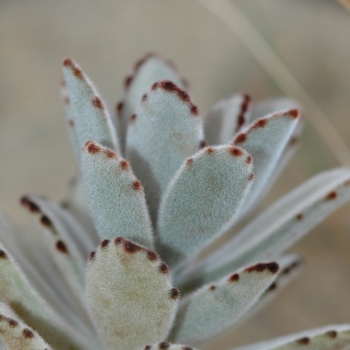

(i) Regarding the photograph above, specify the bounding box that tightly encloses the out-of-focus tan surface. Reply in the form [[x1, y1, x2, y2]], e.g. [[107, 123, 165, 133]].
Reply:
[[0, 0, 350, 349]]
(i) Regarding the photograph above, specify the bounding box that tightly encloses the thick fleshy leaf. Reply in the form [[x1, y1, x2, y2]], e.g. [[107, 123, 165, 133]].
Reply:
[[126, 80, 204, 222], [86, 237, 180, 350], [61, 78, 81, 161], [62, 175, 98, 245], [157, 145, 253, 268], [62, 58, 119, 153], [0, 302, 52, 350], [234, 324, 350, 350], [0, 240, 92, 349], [141, 343, 197, 350], [204, 93, 251, 145], [170, 262, 279, 346], [179, 168, 350, 287], [21, 195, 87, 304], [249, 97, 301, 122], [81, 141, 154, 248], [233, 109, 299, 213], [0, 212, 93, 338], [237, 254, 303, 327], [118, 53, 187, 152]]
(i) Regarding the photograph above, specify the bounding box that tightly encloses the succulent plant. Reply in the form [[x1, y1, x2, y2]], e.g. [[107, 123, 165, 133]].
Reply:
[[1, 53, 350, 350]]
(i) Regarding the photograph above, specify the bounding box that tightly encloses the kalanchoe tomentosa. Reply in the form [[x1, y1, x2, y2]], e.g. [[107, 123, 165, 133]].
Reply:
[[0, 53, 350, 350]]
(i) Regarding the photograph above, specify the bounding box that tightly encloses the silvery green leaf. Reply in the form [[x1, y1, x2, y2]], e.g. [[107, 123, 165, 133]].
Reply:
[[81, 141, 154, 248], [233, 109, 300, 214], [233, 324, 350, 350], [21, 195, 87, 304], [0, 302, 52, 350], [157, 145, 253, 268], [86, 237, 180, 350], [60, 78, 81, 161], [62, 175, 98, 244], [141, 343, 197, 350], [0, 212, 92, 338], [118, 53, 187, 152], [249, 97, 301, 122], [204, 93, 251, 145], [253, 116, 304, 208], [180, 167, 350, 287], [0, 240, 92, 349], [62, 58, 119, 153], [170, 261, 279, 346], [237, 254, 303, 327], [126, 80, 203, 223]]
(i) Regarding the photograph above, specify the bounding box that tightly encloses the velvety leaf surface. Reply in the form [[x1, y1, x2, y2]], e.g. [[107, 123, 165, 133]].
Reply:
[[22, 195, 87, 302], [234, 324, 350, 350], [62, 58, 119, 153], [204, 93, 251, 145], [233, 109, 299, 213], [180, 168, 350, 287], [170, 261, 279, 346], [0, 240, 91, 350], [126, 80, 203, 223], [81, 141, 154, 248], [86, 237, 180, 350], [141, 343, 198, 350], [157, 145, 253, 268], [118, 53, 187, 152], [0, 302, 52, 350]]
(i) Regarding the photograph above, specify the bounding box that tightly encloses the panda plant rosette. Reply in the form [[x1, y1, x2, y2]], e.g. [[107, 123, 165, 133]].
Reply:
[[0, 53, 350, 350]]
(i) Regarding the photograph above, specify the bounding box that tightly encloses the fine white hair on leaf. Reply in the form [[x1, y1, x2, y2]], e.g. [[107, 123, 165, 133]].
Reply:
[[170, 261, 279, 346], [20, 195, 87, 310], [157, 144, 254, 268], [119, 53, 187, 153], [86, 237, 180, 350], [140, 343, 198, 350], [62, 58, 120, 154], [233, 109, 300, 214], [126, 80, 204, 223], [233, 324, 350, 350], [249, 97, 301, 122], [0, 302, 53, 350], [204, 93, 251, 145], [179, 167, 350, 288], [0, 241, 93, 349], [236, 254, 303, 328], [81, 140, 154, 248]]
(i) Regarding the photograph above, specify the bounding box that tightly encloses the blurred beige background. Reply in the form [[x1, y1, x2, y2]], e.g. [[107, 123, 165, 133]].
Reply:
[[1, 0, 350, 349]]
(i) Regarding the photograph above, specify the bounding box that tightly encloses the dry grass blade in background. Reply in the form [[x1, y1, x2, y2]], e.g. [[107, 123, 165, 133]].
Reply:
[[337, 0, 350, 12], [194, 0, 350, 166]]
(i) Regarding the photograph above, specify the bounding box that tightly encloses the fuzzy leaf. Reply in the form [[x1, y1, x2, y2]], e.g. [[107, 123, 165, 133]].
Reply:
[[157, 145, 253, 268], [233, 109, 300, 213], [62, 175, 98, 244], [0, 212, 93, 338], [62, 58, 119, 153], [0, 302, 52, 350], [81, 141, 154, 248], [204, 93, 251, 145], [141, 343, 197, 350], [179, 168, 350, 287], [0, 240, 91, 349], [126, 80, 204, 222], [86, 237, 180, 350], [61, 79, 81, 161], [170, 261, 279, 345], [118, 53, 187, 152], [21, 195, 87, 303], [249, 97, 301, 122], [234, 324, 350, 350], [238, 254, 303, 327]]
